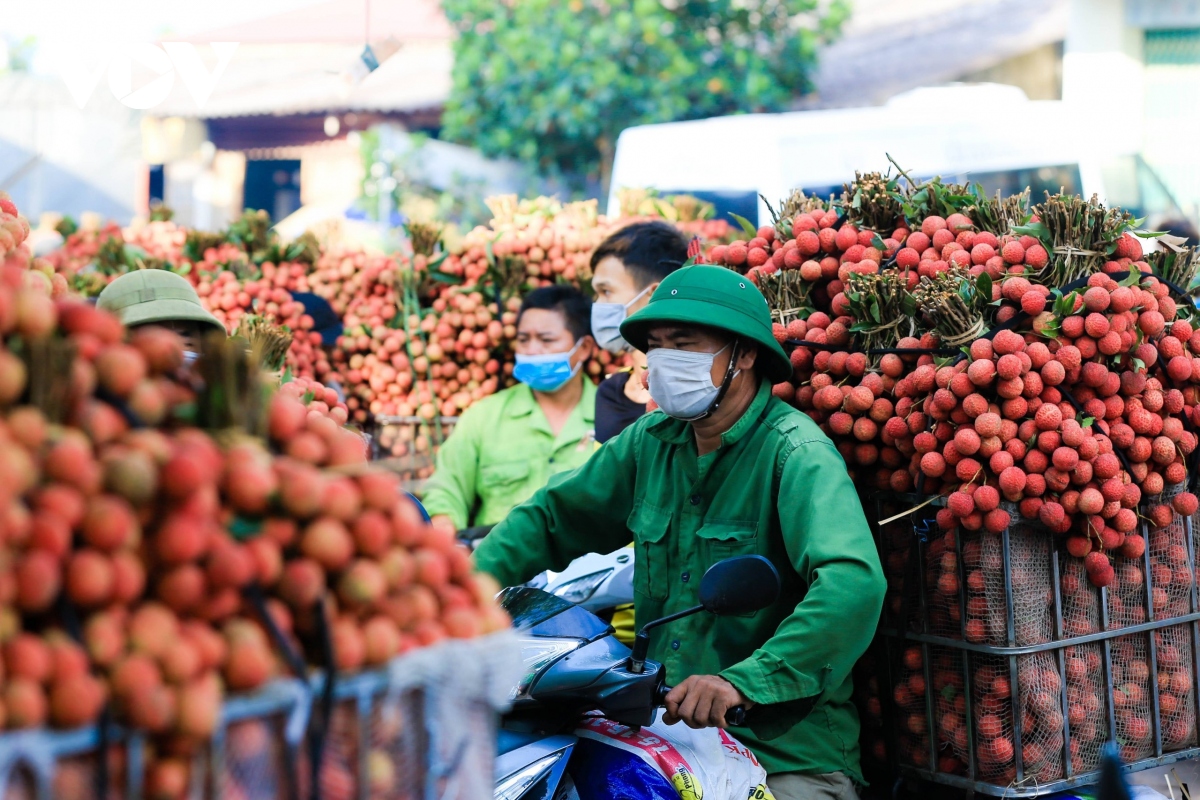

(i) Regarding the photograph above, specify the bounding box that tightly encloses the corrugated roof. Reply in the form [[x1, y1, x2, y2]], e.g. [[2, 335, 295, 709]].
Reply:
[[151, 40, 452, 118], [180, 0, 452, 44], [158, 0, 1066, 120], [806, 0, 1069, 108]]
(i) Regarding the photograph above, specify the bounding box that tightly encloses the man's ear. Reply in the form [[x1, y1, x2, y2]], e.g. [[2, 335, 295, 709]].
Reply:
[[577, 335, 597, 361], [735, 343, 759, 372]]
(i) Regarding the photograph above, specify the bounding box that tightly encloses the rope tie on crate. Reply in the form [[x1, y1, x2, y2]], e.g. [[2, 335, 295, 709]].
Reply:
[[859, 315, 914, 338], [942, 318, 988, 349]]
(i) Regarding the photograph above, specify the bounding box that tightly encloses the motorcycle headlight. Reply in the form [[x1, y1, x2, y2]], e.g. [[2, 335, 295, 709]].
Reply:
[[552, 569, 613, 604], [494, 752, 564, 800], [512, 639, 579, 701]]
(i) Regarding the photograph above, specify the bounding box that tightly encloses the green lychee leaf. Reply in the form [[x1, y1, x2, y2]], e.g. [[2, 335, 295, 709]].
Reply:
[[1012, 220, 1052, 248], [871, 233, 886, 250], [1132, 357, 1146, 372], [1079, 415, 1095, 428], [302, 390, 315, 404], [976, 273, 993, 301], [729, 212, 759, 239], [281, 368, 294, 384], [1120, 270, 1143, 287], [229, 516, 264, 541]]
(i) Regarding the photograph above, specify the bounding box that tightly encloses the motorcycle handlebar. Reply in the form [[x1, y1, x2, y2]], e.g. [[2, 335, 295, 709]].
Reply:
[[656, 684, 746, 727], [457, 524, 495, 543]]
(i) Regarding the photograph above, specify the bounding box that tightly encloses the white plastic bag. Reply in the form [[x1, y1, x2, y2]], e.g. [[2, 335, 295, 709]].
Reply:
[[575, 711, 775, 800]]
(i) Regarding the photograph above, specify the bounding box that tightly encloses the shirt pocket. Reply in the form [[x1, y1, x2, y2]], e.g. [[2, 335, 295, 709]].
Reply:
[[695, 521, 759, 569], [627, 500, 671, 601], [478, 460, 531, 494]]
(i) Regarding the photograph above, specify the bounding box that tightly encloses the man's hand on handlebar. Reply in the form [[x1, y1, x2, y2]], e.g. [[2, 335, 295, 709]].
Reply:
[[663, 675, 754, 730]]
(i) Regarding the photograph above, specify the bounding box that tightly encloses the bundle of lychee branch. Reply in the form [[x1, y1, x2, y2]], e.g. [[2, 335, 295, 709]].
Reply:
[[705, 172, 1200, 589]]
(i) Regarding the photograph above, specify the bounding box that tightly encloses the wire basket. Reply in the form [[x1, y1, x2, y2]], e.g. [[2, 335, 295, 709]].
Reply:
[[862, 489, 1200, 797], [0, 632, 519, 800]]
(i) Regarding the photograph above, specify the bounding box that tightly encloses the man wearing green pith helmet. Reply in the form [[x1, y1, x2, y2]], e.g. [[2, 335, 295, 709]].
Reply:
[[96, 270, 225, 359], [474, 265, 885, 800]]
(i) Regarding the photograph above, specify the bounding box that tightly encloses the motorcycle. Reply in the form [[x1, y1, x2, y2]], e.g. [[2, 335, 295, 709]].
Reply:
[[457, 525, 635, 618], [493, 554, 782, 800]]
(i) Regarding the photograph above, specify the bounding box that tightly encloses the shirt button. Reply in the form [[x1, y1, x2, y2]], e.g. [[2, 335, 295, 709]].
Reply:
[[681, 572, 690, 583], [671, 640, 680, 650], [689, 494, 701, 506]]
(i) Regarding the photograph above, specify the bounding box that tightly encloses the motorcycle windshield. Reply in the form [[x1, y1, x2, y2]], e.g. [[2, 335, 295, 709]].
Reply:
[[499, 586, 612, 640]]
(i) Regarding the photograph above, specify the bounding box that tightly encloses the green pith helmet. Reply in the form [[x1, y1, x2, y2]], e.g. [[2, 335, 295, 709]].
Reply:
[[96, 270, 224, 333], [620, 265, 792, 383]]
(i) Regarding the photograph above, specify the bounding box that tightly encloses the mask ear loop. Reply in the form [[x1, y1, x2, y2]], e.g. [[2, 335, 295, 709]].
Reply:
[[683, 337, 741, 422]]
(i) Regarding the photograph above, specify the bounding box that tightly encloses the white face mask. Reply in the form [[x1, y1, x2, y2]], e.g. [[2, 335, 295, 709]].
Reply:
[[646, 342, 738, 421], [182, 350, 199, 366], [591, 284, 653, 354]]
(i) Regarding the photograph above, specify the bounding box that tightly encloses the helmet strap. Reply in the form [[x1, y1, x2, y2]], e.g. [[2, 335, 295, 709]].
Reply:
[[686, 337, 741, 422]]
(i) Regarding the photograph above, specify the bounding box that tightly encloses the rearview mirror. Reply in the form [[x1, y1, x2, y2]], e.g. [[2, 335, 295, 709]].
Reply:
[[699, 555, 780, 616]]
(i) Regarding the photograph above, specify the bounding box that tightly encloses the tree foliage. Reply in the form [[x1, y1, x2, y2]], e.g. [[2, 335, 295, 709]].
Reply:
[[440, 0, 849, 184]]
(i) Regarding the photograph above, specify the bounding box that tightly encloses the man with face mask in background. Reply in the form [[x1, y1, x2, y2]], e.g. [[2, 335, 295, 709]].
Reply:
[[473, 266, 885, 800], [590, 220, 690, 443], [423, 284, 597, 534], [96, 269, 226, 362]]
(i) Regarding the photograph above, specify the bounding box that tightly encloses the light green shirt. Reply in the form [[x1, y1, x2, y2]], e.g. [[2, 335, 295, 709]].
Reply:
[[422, 380, 597, 529], [474, 380, 885, 780]]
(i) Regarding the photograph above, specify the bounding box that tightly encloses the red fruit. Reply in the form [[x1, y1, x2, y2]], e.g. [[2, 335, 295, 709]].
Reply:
[[160, 451, 206, 499], [1067, 537, 1093, 557], [947, 491, 974, 517], [1034, 404, 1062, 431], [1025, 244, 1049, 269], [338, 559, 387, 607], [999, 466, 1027, 496], [80, 494, 138, 552], [1021, 291, 1046, 315], [974, 485, 1000, 513], [300, 517, 354, 571], [153, 513, 210, 564], [332, 618, 366, 672], [984, 509, 1010, 533], [224, 640, 274, 692], [94, 344, 147, 398], [206, 541, 255, 589], [16, 550, 61, 612], [954, 427, 982, 455], [128, 604, 180, 658], [993, 329, 1025, 355], [278, 558, 326, 609], [157, 564, 206, 613], [1172, 492, 1199, 517], [920, 452, 946, 477], [65, 549, 114, 607], [50, 673, 107, 729], [4, 678, 48, 728], [967, 359, 996, 386]]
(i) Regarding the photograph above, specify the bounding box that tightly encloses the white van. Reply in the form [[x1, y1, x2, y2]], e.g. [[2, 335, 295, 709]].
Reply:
[[607, 84, 1179, 229]]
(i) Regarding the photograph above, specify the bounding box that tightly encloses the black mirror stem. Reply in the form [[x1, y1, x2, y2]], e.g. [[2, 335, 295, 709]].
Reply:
[[627, 603, 703, 674], [630, 631, 650, 674]]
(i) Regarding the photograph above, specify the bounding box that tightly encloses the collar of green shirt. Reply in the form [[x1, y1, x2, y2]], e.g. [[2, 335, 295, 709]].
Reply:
[[503, 379, 597, 439], [646, 378, 770, 449]]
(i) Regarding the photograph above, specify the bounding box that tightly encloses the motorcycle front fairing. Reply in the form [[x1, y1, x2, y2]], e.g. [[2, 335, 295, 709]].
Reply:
[[501, 587, 662, 728]]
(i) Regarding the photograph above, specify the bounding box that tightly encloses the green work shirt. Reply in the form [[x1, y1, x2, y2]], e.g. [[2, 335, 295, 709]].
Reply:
[[422, 380, 597, 529], [474, 380, 885, 781]]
